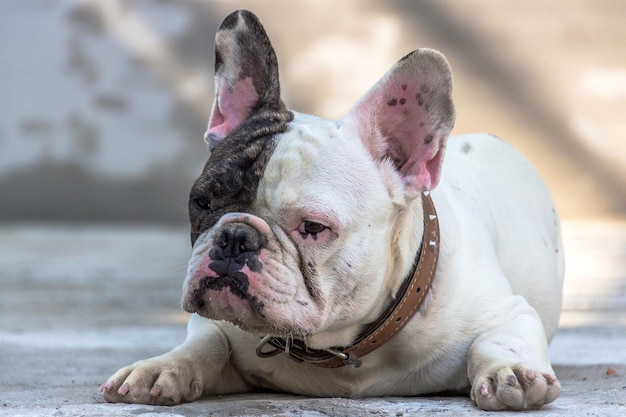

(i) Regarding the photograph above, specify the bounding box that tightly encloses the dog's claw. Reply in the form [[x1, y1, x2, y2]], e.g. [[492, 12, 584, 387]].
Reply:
[[117, 383, 130, 396], [150, 385, 162, 397], [99, 380, 113, 392]]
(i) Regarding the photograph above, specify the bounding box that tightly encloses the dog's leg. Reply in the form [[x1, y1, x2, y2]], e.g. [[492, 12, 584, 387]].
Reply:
[[467, 299, 561, 411], [100, 314, 248, 405]]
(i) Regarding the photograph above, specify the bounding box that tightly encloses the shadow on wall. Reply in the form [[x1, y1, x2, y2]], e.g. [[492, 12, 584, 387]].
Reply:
[[0, 162, 190, 224]]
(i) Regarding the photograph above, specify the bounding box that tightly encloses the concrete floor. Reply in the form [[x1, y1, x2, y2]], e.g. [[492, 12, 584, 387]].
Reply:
[[0, 222, 624, 416]]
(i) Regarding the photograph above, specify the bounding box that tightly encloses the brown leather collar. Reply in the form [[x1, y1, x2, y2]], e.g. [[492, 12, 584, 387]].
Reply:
[[256, 191, 439, 368]]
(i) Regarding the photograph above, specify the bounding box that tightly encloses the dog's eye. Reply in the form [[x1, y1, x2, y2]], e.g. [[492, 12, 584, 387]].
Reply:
[[193, 197, 212, 211], [297, 220, 327, 240]]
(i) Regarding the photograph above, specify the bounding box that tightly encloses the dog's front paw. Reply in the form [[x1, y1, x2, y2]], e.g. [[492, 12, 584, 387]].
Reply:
[[100, 355, 204, 405], [470, 363, 561, 411]]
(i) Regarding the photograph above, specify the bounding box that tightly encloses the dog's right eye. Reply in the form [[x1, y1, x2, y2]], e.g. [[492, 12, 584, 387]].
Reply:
[[296, 220, 329, 241], [193, 198, 212, 211]]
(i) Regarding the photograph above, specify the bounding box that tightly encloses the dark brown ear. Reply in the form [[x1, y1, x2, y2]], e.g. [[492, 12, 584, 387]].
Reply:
[[204, 10, 286, 150], [345, 49, 455, 197]]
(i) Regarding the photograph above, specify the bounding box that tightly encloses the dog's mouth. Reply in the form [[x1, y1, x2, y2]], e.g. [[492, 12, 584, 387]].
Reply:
[[186, 275, 266, 314], [182, 273, 274, 337]]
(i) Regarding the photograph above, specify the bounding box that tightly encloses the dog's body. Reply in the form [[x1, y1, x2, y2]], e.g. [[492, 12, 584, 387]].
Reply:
[[101, 11, 564, 410]]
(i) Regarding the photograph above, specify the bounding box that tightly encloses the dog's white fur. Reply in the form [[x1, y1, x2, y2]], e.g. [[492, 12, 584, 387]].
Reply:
[[102, 127, 563, 409], [102, 11, 564, 411]]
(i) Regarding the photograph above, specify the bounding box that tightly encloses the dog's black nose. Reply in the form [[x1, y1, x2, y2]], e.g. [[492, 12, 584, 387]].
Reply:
[[213, 223, 266, 259]]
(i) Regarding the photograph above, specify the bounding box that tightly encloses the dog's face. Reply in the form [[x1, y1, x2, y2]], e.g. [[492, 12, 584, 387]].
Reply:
[[182, 10, 454, 346]]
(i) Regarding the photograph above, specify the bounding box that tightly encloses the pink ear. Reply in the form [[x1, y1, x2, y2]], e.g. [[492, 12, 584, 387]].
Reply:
[[205, 76, 259, 145], [204, 10, 286, 150], [346, 49, 455, 195]]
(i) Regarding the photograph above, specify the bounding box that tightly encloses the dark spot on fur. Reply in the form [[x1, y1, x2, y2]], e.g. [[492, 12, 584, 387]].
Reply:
[[400, 98, 406, 105], [420, 122, 425, 127], [402, 84, 407, 90], [387, 98, 398, 107], [416, 93, 424, 106], [425, 102, 431, 111], [461, 142, 472, 153], [424, 134, 434, 144]]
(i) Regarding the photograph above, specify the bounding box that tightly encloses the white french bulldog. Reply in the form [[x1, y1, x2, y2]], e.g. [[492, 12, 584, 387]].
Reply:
[[101, 10, 564, 411]]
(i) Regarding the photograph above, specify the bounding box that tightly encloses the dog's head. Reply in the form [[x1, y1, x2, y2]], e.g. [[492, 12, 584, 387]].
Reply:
[[182, 10, 454, 348]]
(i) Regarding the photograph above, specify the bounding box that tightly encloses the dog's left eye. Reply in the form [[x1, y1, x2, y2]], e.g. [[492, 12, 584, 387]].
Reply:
[[297, 220, 327, 240], [193, 197, 212, 211]]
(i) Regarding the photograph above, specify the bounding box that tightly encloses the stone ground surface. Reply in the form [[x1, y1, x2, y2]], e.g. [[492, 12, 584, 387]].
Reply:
[[0, 222, 625, 417]]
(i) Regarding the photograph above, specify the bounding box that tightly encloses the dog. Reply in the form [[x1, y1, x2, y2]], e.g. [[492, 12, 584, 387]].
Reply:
[[101, 10, 564, 411]]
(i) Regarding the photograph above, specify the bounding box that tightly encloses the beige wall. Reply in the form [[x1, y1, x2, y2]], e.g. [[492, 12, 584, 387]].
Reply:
[[1, 0, 624, 221]]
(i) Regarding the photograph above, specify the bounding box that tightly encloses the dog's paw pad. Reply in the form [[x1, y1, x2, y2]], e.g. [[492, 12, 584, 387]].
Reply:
[[471, 363, 561, 411]]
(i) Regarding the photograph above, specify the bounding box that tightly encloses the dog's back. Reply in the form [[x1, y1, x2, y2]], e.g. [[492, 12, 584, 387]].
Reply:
[[440, 133, 564, 339]]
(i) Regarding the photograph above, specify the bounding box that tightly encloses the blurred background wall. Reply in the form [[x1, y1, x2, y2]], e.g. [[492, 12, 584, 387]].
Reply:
[[1, 0, 625, 224]]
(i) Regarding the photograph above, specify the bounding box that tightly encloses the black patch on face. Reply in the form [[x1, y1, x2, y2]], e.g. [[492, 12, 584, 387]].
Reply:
[[189, 110, 293, 245], [190, 11, 293, 245]]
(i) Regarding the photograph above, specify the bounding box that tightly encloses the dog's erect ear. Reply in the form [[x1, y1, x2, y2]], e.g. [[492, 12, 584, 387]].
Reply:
[[345, 49, 455, 196], [204, 10, 286, 150]]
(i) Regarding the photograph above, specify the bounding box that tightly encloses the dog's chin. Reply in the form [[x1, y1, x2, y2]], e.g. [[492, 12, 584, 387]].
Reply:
[[183, 297, 315, 341], [183, 293, 291, 336], [197, 310, 310, 340], [228, 320, 308, 340]]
